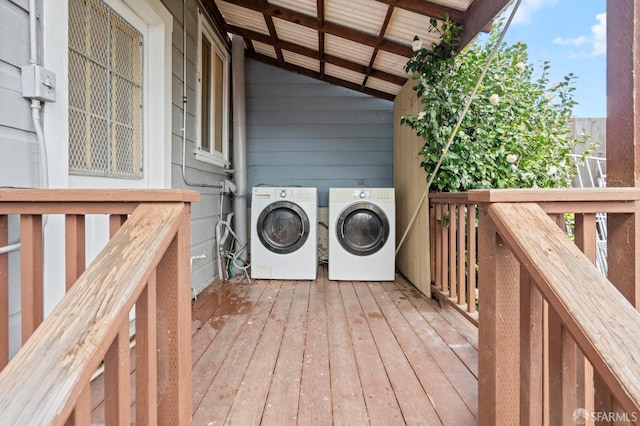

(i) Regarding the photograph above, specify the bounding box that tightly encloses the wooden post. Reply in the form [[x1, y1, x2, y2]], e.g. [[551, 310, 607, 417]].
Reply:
[[520, 269, 543, 425], [65, 215, 85, 291], [156, 206, 192, 425], [105, 320, 132, 425], [478, 205, 521, 424], [607, 0, 640, 308], [20, 214, 43, 342], [136, 272, 158, 425]]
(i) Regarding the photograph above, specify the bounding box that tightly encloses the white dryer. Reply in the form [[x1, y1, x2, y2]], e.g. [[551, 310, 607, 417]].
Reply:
[[328, 188, 395, 281], [251, 187, 318, 280]]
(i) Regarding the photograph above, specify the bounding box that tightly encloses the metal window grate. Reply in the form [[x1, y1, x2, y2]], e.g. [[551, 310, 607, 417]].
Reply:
[[68, 0, 143, 178]]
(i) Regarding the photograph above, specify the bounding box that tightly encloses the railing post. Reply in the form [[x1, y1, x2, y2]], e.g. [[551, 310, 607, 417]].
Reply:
[[478, 204, 521, 424], [65, 215, 85, 291], [20, 214, 43, 342], [520, 270, 543, 424], [156, 205, 192, 425]]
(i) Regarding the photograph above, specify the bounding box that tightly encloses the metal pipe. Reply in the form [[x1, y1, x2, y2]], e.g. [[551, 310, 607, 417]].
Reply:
[[0, 243, 21, 255], [231, 35, 248, 263], [28, 0, 48, 190]]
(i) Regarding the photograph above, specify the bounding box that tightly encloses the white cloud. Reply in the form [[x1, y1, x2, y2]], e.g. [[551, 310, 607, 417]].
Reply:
[[590, 13, 606, 56], [553, 36, 588, 47], [549, 12, 606, 59], [509, 0, 559, 25]]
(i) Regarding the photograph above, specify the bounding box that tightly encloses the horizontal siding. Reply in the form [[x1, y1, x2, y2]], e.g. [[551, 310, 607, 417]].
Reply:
[[246, 59, 394, 207], [0, 1, 30, 67]]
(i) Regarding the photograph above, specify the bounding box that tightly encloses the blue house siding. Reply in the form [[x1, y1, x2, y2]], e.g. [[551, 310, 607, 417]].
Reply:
[[246, 60, 394, 207]]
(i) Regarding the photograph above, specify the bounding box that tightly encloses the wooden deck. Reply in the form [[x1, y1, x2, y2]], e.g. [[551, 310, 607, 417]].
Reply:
[[92, 266, 478, 425]]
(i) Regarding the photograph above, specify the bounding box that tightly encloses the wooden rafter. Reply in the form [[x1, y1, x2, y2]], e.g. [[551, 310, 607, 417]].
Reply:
[[206, 0, 511, 100]]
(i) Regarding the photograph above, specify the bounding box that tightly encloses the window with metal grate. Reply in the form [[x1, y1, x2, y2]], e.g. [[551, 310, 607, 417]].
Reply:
[[68, 0, 143, 178]]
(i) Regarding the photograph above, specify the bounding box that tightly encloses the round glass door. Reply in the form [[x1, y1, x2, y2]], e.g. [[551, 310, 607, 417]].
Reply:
[[336, 202, 389, 256], [257, 201, 310, 254]]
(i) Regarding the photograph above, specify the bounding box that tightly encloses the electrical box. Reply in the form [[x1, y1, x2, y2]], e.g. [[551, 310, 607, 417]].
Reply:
[[21, 65, 56, 102]]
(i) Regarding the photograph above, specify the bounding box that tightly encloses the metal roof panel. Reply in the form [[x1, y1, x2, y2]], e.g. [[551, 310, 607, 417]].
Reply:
[[252, 41, 277, 58], [214, 1, 269, 35], [366, 76, 403, 95], [324, 64, 366, 85], [283, 50, 320, 73], [385, 8, 442, 47], [325, 34, 375, 66], [273, 18, 318, 50], [325, 0, 389, 37], [268, 0, 317, 18], [374, 50, 410, 77]]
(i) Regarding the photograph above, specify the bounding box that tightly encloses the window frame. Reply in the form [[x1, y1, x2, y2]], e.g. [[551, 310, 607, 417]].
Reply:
[[196, 11, 230, 168]]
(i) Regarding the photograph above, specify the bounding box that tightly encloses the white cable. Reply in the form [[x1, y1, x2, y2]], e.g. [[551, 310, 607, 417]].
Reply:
[[395, 0, 523, 256]]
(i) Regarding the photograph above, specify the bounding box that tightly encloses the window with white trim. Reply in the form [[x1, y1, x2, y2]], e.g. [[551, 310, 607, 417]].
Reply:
[[68, 0, 144, 178], [197, 12, 230, 168]]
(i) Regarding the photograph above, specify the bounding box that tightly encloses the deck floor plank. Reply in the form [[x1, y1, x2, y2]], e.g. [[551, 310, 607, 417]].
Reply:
[[371, 282, 477, 424], [297, 270, 333, 425], [325, 279, 369, 424], [340, 281, 405, 425], [191, 282, 267, 412], [261, 281, 311, 425], [91, 267, 478, 425], [192, 283, 281, 424], [383, 281, 479, 418], [224, 282, 295, 425], [354, 281, 443, 425]]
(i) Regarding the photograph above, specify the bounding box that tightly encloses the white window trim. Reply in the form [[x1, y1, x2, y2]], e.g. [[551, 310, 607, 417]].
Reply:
[[196, 10, 230, 168], [43, 0, 172, 190]]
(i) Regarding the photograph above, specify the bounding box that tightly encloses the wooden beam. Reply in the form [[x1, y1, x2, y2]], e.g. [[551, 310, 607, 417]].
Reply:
[[374, 0, 465, 22], [459, 0, 511, 48], [247, 53, 396, 101], [606, 0, 640, 309]]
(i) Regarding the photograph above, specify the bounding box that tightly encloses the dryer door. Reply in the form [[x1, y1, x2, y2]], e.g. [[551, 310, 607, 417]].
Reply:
[[336, 202, 389, 256], [257, 201, 310, 254]]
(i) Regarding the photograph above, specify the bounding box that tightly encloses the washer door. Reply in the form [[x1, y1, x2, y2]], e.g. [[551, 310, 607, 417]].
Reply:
[[336, 202, 389, 256], [257, 201, 310, 254]]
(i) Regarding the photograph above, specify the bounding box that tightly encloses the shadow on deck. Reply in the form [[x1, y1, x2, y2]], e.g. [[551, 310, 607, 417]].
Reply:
[[93, 266, 478, 425]]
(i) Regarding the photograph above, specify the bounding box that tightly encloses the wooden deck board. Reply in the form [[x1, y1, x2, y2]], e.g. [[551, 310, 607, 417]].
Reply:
[[297, 269, 333, 425], [91, 267, 478, 424]]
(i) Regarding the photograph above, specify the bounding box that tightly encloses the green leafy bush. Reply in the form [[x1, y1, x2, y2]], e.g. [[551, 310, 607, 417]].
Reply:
[[401, 18, 590, 192]]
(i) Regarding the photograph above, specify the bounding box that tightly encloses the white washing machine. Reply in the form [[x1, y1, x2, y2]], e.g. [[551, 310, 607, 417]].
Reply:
[[251, 187, 318, 280], [329, 188, 395, 281]]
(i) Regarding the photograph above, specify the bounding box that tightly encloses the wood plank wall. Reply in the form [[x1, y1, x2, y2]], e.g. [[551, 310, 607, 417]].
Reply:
[[393, 81, 431, 297], [245, 59, 394, 207]]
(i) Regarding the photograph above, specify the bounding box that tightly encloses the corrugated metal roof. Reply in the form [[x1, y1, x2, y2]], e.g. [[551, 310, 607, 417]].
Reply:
[[325, 34, 375, 66], [324, 63, 367, 85], [207, 0, 510, 100], [325, 0, 389, 37], [273, 18, 318, 50]]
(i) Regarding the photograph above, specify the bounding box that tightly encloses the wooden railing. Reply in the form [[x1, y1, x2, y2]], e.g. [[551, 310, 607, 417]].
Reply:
[[429, 192, 479, 324], [431, 188, 640, 424], [0, 189, 199, 424]]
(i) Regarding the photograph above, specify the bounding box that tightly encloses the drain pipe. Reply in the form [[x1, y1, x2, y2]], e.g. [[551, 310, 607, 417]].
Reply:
[[231, 35, 247, 263]]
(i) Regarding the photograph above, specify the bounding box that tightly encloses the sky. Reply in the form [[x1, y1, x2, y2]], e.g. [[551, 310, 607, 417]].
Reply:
[[490, 0, 607, 117]]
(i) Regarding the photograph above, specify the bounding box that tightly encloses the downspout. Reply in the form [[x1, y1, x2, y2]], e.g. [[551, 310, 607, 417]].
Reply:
[[29, 0, 49, 190], [231, 35, 247, 263]]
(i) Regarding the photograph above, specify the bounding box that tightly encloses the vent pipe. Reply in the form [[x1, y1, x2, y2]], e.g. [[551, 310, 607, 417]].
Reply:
[[231, 35, 247, 263]]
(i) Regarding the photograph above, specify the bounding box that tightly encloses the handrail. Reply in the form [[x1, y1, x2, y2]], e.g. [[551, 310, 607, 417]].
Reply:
[[427, 188, 640, 325], [479, 201, 640, 423], [0, 200, 194, 424]]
